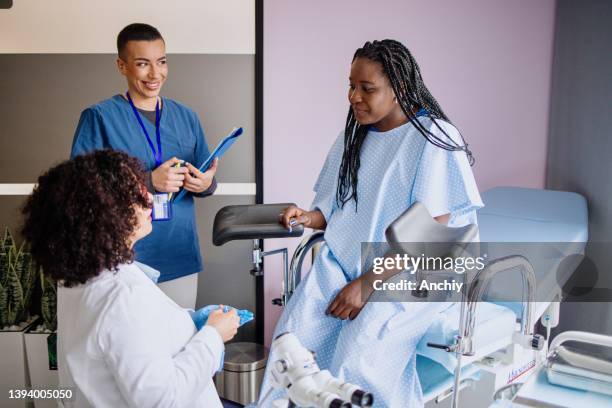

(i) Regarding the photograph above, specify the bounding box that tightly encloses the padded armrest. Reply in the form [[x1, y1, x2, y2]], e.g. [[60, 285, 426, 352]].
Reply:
[[212, 203, 304, 246]]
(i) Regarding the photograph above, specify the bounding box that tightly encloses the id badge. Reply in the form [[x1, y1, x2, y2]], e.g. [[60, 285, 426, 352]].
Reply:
[[152, 193, 172, 221]]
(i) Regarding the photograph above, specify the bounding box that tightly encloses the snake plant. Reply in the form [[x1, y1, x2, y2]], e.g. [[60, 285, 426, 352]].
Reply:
[[40, 271, 57, 332], [0, 228, 39, 329]]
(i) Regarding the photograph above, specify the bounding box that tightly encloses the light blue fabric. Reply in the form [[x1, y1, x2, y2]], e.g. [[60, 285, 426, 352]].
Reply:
[[189, 305, 254, 330], [134, 261, 161, 283], [478, 187, 588, 243], [258, 119, 483, 408], [71, 95, 211, 282]]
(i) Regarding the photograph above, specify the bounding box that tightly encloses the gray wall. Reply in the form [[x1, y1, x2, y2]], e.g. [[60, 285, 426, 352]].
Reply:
[[0, 54, 257, 341], [546, 0, 612, 336]]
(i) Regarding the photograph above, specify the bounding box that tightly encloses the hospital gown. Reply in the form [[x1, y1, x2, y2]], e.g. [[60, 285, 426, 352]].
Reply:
[[258, 118, 483, 408]]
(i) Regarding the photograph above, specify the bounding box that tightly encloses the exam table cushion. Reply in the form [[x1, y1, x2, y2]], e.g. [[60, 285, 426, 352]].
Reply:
[[417, 302, 516, 374], [477, 187, 588, 315], [478, 186, 588, 243]]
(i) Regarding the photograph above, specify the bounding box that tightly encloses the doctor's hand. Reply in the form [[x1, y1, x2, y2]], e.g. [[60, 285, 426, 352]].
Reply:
[[279, 206, 327, 231], [326, 276, 374, 320], [152, 157, 188, 193], [206, 305, 240, 342], [183, 159, 218, 193]]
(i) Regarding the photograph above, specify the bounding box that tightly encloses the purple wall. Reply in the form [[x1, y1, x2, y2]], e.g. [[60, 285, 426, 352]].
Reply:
[[263, 0, 556, 345]]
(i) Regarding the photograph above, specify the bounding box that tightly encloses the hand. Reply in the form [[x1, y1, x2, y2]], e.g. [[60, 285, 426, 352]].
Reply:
[[326, 276, 373, 320], [206, 305, 239, 342], [151, 157, 188, 193], [183, 159, 218, 193], [278, 205, 312, 229]]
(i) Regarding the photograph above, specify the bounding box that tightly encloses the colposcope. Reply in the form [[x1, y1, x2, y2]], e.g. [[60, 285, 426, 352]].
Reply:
[[261, 332, 373, 408]]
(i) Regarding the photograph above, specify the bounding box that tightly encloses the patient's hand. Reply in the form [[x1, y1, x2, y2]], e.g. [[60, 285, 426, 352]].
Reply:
[[326, 277, 373, 320], [206, 306, 240, 342], [279, 206, 327, 230]]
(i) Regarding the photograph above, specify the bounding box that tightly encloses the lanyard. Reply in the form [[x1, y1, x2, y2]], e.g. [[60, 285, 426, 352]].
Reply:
[[126, 92, 163, 167], [416, 108, 428, 117]]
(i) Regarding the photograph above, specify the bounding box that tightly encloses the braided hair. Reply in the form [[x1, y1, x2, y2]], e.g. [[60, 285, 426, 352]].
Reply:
[[336, 39, 474, 209]]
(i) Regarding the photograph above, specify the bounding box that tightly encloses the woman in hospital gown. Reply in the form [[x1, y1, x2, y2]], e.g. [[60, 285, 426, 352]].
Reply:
[[259, 40, 483, 407]]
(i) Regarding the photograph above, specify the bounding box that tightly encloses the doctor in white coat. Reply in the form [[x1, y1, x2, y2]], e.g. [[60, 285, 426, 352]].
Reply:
[[21, 149, 239, 407]]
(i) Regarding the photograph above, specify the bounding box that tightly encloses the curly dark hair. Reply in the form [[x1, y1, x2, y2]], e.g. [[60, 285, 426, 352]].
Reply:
[[22, 149, 151, 287]]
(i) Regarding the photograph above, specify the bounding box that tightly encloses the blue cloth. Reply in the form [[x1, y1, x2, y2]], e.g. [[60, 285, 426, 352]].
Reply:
[[71, 95, 211, 282], [189, 305, 254, 330], [134, 261, 161, 283], [258, 119, 483, 408]]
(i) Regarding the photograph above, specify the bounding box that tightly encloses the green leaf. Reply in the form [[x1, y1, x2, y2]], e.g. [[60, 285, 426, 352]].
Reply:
[[0, 229, 40, 327], [0, 281, 7, 328], [0, 252, 8, 287], [0, 228, 12, 286], [6, 263, 24, 326], [41, 282, 57, 332], [17, 251, 36, 323]]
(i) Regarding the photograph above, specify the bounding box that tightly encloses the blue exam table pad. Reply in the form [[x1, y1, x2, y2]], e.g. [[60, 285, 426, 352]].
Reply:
[[477, 187, 588, 314], [478, 186, 588, 243]]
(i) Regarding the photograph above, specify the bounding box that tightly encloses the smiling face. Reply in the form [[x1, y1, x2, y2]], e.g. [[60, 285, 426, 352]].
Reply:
[[117, 39, 167, 106], [348, 57, 407, 131]]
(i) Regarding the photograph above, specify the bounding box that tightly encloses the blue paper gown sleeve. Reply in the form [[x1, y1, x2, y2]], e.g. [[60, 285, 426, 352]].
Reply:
[[411, 119, 484, 227], [190, 114, 216, 197], [310, 132, 344, 221], [70, 108, 107, 158]]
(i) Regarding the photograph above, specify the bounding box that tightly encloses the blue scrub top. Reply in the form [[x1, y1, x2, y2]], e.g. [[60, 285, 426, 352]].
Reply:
[[71, 95, 211, 282]]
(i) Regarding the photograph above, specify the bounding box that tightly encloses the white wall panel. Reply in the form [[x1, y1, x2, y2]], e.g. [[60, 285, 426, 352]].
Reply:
[[0, 0, 255, 54]]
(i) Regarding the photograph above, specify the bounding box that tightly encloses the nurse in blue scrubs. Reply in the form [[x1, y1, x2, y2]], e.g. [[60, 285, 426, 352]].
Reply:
[[71, 23, 216, 308]]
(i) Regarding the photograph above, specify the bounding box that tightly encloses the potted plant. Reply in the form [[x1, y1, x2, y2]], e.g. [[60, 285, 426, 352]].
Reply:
[[0, 228, 39, 408], [24, 272, 58, 408]]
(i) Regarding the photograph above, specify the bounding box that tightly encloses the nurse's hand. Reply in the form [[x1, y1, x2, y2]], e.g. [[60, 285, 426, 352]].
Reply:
[[206, 305, 240, 342], [183, 159, 218, 193], [152, 157, 188, 192], [326, 276, 373, 320]]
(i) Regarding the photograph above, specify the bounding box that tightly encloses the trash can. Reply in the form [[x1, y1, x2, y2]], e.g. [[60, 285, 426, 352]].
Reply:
[[215, 342, 269, 405]]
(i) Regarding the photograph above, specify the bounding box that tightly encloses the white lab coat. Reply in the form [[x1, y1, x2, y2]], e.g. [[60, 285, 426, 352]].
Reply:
[[57, 263, 224, 407]]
